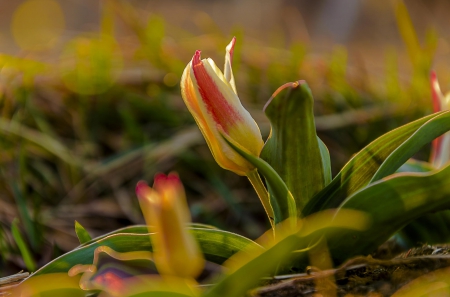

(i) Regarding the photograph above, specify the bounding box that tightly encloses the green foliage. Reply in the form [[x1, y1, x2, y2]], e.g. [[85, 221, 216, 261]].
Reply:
[[74, 221, 92, 245], [331, 164, 450, 262], [221, 134, 296, 225], [32, 225, 261, 276], [11, 219, 36, 272], [261, 82, 329, 214], [227, 81, 450, 268], [303, 111, 448, 215]]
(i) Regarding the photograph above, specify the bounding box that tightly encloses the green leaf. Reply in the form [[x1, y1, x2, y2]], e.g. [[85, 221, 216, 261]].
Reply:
[[31, 227, 261, 276], [78, 223, 218, 247], [329, 164, 450, 263], [261, 81, 328, 215], [204, 209, 371, 296], [74, 221, 92, 244], [221, 133, 296, 224], [11, 219, 36, 272], [318, 137, 332, 186], [304, 110, 449, 215], [203, 233, 300, 297], [396, 158, 450, 245], [370, 111, 450, 182]]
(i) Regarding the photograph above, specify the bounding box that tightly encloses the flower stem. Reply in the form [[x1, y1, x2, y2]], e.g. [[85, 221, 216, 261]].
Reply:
[[247, 169, 275, 230]]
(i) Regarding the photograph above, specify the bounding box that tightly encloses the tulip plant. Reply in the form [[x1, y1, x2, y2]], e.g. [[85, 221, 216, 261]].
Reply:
[[10, 39, 450, 296]]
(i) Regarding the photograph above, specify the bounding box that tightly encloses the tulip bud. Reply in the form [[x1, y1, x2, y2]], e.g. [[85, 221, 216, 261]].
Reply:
[[430, 71, 450, 168], [136, 173, 204, 278], [180, 38, 264, 176]]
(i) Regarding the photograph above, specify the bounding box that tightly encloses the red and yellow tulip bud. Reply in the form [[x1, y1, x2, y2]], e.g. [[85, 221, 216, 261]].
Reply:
[[136, 173, 204, 278], [430, 72, 450, 168], [180, 37, 264, 176]]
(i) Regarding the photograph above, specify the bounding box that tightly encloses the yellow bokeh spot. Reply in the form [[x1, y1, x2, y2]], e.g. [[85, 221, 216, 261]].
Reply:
[[163, 73, 178, 87], [60, 36, 122, 95], [11, 0, 65, 51]]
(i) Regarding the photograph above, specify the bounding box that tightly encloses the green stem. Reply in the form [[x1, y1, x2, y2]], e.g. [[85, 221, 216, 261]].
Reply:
[[247, 169, 274, 230]]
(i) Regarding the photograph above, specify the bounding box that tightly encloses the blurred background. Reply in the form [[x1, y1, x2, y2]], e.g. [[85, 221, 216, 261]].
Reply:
[[0, 0, 449, 276]]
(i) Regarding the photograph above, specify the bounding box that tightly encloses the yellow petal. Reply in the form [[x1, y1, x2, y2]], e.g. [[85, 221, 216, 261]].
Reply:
[[136, 175, 205, 278]]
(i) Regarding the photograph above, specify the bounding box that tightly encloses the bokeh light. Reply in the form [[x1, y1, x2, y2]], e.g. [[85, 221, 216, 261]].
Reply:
[[11, 0, 65, 51], [60, 36, 122, 95]]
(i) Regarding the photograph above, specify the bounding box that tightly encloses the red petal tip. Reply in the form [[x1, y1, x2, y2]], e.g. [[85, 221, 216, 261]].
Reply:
[[227, 38, 236, 60], [167, 171, 180, 179], [154, 173, 168, 185], [230, 37, 236, 47], [136, 181, 149, 196], [193, 50, 202, 66], [430, 70, 437, 81]]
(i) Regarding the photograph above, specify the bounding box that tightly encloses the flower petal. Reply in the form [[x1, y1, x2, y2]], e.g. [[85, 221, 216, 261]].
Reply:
[[181, 60, 245, 174], [224, 37, 237, 94], [192, 50, 243, 133], [431, 71, 443, 113]]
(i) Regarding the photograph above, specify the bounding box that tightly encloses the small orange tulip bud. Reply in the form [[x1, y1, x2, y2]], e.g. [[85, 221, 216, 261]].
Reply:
[[136, 173, 204, 278]]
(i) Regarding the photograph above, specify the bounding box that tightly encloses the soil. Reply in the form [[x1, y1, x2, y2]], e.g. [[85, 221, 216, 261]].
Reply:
[[251, 244, 450, 297]]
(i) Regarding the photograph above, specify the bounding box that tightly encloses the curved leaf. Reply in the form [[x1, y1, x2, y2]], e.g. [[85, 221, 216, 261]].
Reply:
[[74, 221, 92, 244], [328, 164, 450, 263], [204, 209, 371, 296], [30, 227, 261, 276], [203, 233, 300, 297], [304, 110, 449, 215], [396, 160, 450, 246], [371, 111, 450, 182], [261, 81, 328, 214], [221, 133, 297, 224], [318, 137, 332, 186], [78, 224, 217, 247]]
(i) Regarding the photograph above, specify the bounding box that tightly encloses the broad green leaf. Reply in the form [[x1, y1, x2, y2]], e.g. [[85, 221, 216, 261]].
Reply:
[[204, 209, 370, 297], [31, 227, 261, 276], [261, 81, 327, 214], [11, 219, 36, 272], [203, 233, 300, 297], [396, 160, 450, 246], [78, 224, 218, 247], [303, 110, 448, 216], [221, 133, 296, 224], [370, 111, 450, 182], [74, 221, 92, 244], [329, 164, 450, 263]]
